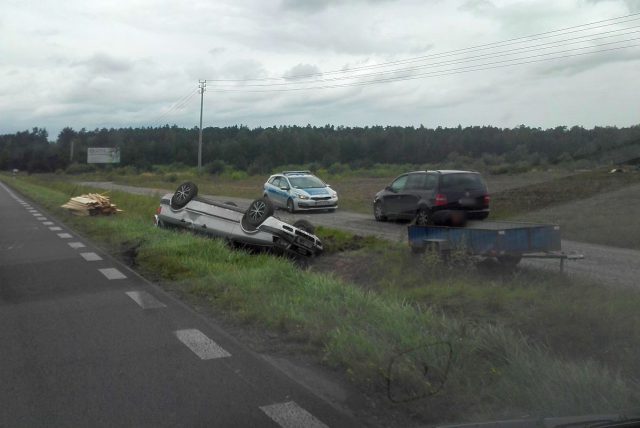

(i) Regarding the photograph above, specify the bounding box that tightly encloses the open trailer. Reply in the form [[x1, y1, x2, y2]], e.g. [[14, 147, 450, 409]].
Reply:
[[408, 220, 583, 270]]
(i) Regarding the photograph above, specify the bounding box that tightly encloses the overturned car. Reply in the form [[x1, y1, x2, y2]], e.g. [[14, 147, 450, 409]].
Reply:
[[154, 182, 323, 258]]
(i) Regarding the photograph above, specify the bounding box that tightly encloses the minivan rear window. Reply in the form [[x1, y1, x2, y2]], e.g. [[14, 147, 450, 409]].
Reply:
[[440, 173, 486, 191]]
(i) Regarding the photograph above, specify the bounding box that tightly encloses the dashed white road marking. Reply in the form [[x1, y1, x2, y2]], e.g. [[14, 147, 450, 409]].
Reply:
[[174, 329, 231, 360], [31, 212, 42, 216], [43, 221, 54, 226], [125, 291, 166, 309], [68, 242, 85, 249], [57, 233, 73, 239], [49, 226, 62, 231], [99, 268, 127, 280], [80, 252, 102, 261], [36, 217, 47, 221], [259, 401, 329, 428]]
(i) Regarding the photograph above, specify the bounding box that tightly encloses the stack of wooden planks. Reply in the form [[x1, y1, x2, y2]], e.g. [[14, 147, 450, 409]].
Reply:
[[61, 193, 123, 216]]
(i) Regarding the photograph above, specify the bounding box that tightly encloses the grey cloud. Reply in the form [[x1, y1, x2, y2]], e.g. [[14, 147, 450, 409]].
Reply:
[[73, 53, 134, 74], [280, 0, 395, 13], [459, 0, 496, 13], [283, 64, 321, 80], [625, 0, 640, 12], [215, 59, 268, 80], [532, 48, 640, 77], [586, 0, 640, 13], [209, 47, 226, 56]]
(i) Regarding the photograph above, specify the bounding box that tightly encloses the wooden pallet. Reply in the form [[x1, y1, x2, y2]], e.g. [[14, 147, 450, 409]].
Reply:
[[61, 193, 123, 216]]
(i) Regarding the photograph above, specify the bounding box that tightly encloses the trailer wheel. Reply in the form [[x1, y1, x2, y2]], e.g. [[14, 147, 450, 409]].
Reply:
[[171, 182, 198, 209], [415, 208, 431, 226], [497, 255, 522, 268]]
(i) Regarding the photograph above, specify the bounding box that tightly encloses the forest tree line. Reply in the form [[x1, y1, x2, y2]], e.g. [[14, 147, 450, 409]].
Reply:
[[1, 124, 639, 174]]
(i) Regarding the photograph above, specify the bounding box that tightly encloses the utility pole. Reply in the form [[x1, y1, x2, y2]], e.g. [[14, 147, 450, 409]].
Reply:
[[198, 79, 206, 171]]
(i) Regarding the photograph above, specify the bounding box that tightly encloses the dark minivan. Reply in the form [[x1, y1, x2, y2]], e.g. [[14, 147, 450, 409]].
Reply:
[[373, 170, 490, 225]]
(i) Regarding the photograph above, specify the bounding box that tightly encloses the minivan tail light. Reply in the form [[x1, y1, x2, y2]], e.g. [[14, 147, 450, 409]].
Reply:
[[435, 194, 448, 206], [483, 195, 491, 206]]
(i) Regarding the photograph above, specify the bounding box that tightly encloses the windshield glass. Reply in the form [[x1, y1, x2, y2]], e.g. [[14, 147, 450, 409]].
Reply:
[[289, 176, 325, 189]]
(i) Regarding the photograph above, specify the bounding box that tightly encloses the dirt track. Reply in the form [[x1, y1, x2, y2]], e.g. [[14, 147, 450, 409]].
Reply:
[[81, 181, 640, 289]]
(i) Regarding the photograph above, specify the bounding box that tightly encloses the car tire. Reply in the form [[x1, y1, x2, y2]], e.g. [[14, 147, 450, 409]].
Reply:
[[415, 208, 432, 226], [170, 182, 198, 209], [373, 201, 387, 221], [243, 198, 274, 228], [287, 198, 295, 213], [293, 219, 315, 235]]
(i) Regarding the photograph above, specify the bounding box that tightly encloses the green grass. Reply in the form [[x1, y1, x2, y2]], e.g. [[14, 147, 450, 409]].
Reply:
[[4, 174, 640, 425]]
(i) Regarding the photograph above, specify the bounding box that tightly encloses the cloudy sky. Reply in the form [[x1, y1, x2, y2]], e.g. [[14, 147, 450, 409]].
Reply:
[[1, 0, 639, 139]]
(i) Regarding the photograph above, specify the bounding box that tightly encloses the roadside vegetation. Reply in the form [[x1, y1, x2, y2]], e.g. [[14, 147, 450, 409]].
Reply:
[[4, 174, 640, 426]]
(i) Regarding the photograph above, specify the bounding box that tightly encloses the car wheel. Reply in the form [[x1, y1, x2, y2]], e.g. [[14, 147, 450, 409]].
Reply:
[[171, 182, 198, 209], [415, 208, 432, 226], [293, 219, 315, 235], [287, 198, 295, 213], [373, 201, 387, 221], [243, 198, 275, 227]]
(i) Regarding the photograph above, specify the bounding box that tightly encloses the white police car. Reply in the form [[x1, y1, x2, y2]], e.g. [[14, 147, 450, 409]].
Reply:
[[263, 171, 338, 213]]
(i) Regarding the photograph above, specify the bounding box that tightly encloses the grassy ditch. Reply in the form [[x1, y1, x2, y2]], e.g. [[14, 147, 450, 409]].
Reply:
[[4, 175, 640, 425]]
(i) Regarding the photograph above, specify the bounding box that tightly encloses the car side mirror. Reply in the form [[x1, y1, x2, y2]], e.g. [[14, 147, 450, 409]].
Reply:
[[280, 186, 290, 191], [386, 186, 395, 192]]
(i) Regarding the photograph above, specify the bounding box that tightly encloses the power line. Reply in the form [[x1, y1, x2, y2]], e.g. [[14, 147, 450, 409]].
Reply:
[[205, 43, 640, 93], [207, 29, 640, 89], [205, 12, 640, 83], [153, 87, 199, 124]]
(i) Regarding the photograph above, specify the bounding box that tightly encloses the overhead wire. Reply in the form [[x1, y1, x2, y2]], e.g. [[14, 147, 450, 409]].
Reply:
[[153, 86, 199, 123], [205, 12, 640, 83], [206, 43, 640, 93], [207, 29, 640, 88]]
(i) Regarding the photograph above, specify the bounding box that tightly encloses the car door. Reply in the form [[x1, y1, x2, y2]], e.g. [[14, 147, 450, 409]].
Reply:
[[395, 173, 428, 216], [383, 174, 409, 216], [265, 177, 281, 207]]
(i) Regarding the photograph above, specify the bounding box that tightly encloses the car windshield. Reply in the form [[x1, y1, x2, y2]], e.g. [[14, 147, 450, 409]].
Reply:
[[289, 176, 325, 189]]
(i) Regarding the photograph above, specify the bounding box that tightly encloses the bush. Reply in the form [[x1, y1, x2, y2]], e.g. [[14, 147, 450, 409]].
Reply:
[[65, 163, 96, 174], [205, 160, 228, 175]]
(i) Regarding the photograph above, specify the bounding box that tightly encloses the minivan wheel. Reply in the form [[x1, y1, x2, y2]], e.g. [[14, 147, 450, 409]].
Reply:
[[373, 201, 387, 221], [415, 208, 431, 226]]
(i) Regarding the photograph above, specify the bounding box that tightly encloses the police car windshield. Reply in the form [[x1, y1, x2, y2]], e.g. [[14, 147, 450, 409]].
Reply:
[[289, 176, 325, 189]]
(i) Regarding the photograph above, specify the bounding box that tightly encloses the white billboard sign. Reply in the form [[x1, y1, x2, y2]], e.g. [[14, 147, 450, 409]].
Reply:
[[87, 147, 121, 164]]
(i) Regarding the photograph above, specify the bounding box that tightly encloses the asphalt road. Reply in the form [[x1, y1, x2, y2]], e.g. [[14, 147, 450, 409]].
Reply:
[[80, 181, 640, 289], [0, 181, 361, 428]]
